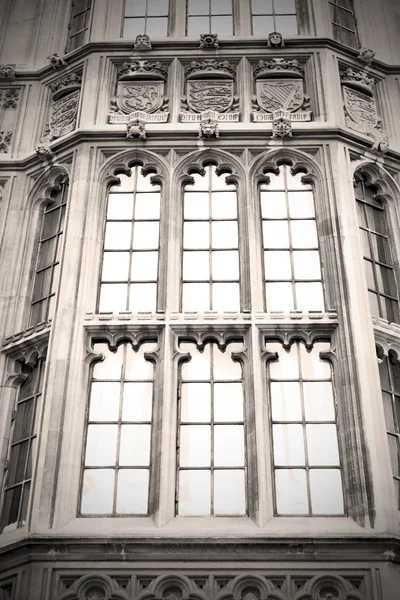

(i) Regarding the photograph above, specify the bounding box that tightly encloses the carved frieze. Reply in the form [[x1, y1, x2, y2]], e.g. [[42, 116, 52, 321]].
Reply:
[[43, 72, 82, 141], [180, 59, 239, 123], [109, 60, 169, 125], [340, 68, 383, 139], [0, 87, 21, 153], [252, 58, 311, 123]]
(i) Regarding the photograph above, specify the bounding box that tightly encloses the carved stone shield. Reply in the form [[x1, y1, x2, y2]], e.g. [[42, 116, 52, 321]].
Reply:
[[187, 80, 234, 113], [256, 79, 305, 113], [343, 86, 379, 135], [116, 81, 164, 114], [49, 90, 79, 137]]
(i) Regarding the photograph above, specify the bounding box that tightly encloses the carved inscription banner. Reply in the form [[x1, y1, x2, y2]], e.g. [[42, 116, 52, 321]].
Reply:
[[343, 86, 379, 135]]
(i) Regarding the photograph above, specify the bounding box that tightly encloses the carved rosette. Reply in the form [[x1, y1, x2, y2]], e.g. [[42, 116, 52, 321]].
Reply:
[[43, 71, 82, 141], [340, 68, 382, 139], [180, 59, 240, 123], [251, 58, 311, 123], [109, 59, 169, 125]]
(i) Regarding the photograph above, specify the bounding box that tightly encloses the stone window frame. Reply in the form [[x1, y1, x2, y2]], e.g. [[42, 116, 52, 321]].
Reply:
[[66, 0, 93, 52], [328, 0, 360, 49]]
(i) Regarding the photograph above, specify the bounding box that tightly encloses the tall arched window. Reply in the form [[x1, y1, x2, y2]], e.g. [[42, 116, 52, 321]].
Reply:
[[98, 167, 161, 314], [182, 165, 240, 312], [260, 165, 324, 312], [30, 178, 69, 326], [354, 174, 399, 324]]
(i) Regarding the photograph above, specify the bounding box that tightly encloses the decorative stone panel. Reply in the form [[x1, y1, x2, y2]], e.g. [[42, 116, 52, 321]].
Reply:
[[0, 87, 21, 153], [43, 71, 82, 141], [340, 68, 384, 140]]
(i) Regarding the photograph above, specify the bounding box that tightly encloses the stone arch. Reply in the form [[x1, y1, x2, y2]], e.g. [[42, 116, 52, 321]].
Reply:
[[249, 148, 325, 187], [352, 161, 400, 209], [26, 165, 70, 211], [215, 574, 286, 600], [136, 574, 207, 600], [58, 573, 130, 600], [98, 149, 170, 192], [172, 148, 247, 188], [295, 574, 365, 600]]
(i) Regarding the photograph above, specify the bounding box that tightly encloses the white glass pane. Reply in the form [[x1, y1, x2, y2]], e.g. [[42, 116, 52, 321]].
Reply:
[[295, 282, 325, 311], [212, 0, 232, 14], [275, 469, 308, 515], [180, 343, 211, 380], [273, 423, 305, 466], [268, 343, 299, 379], [252, 0, 273, 14], [212, 192, 237, 218], [85, 424, 118, 466], [300, 343, 331, 379], [290, 221, 318, 248], [131, 252, 158, 281], [188, 0, 208, 15], [182, 283, 210, 311], [307, 424, 340, 466], [125, 344, 155, 380], [212, 251, 239, 280], [180, 425, 211, 467], [187, 16, 209, 35], [185, 172, 209, 190], [213, 343, 242, 380], [104, 222, 132, 250], [264, 251, 292, 280], [211, 167, 235, 190], [214, 425, 244, 466], [214, 470, 246, 515], [184, 222, 210, 249], [270, 381, 302, 422], [148, 0, 169, 15], [211, 15, 233, 34], [309, 469, 344, 515], [110, 173, 135, 193], [120, 424, 151, 466], [81, 469, 114, 514], [293, 251, 321, 280], [107, 194, 134, 219], [184, 192, 209, 219], [102, 252, 130, 281], [181, 383, 211, 422], [183, 251, 210, 280], [123, 18, 145, 37], [136, 171, 159, 192], [368, 291, 380, 318], [212, 221, 238, 248], [260, 191, 287, 218], [132, 222, 159, 249], [212, 283, 240, 311], [275, 15, 298, 34], [253, 15, 274, 35], [146, 17, 168, 36], [125, 0, 145, 16], [303, 382, 335, 421], [116, 469, 149, 514], [265, 282, 294, 311], [89, 382, 120, 421], [287, 169, 309, 189], [99, 283, 128, 312], [134, 193, 160, 219], [122, 382, 153, 421], [92, 344, 123, 380], [278, 0, 297, 13], [263, 221, 289, 249], [214, 383, 243, 421], [288, 191, 315, 218], [129, 283, 157, 312], [178, 470, 210, 515]]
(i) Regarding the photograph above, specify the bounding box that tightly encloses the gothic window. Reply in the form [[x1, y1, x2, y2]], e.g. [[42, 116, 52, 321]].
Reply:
[[377, 350, 400, 509], [182, 165, 240, 312], [251, 0, 298, 36], [30, 178, 69, 326], [98, 167, 161, 314], [266, 340, 344, 515], [177, 340, 246, 516], [329, 0, 359, 48], [186, 0, 234, 36], [354, 175, 399, 324], [67, 0, 92, 51], [260, 165, 324, 312], [80, 341, 157, 515], [0, 355, 46, 532], [123, 0, 169, 37]]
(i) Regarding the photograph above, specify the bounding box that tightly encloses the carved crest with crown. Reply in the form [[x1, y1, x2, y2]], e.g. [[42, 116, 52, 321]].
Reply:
[[252, 58, 311, 123], [180, 59, 240, 123], [340, 68, 382, 139], [42, 71, 82, 141], [109, 59, 169, 125]]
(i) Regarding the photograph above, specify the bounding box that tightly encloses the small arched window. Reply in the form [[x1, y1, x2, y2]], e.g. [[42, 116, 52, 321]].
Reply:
[[30, 178, 69, 326], [354, 174, 399, 324]]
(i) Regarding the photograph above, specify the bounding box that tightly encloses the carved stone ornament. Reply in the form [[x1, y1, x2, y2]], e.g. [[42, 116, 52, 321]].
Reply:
[[342, 86, 382, 138], [47, 52, 67, 69], [200, 33, 219, 49], [0, 64, 16, 80], [109, 59, 169, 125], [199, 118, 219, 139], [271, 116, 292, 138], [35, 143, 54, 161], [370, 135, 389, 155], [340, 68, 374, 95], [0, 131, 12, 153], [134, 33, 152, 51], [126, 118, 146, 140], [357, 47, 376, 65], [180, 59, 239, 123], [42, 72, 82, 141], [0, 87, 21, 153], [267, 31, 284, 47], [252, 58, 311, 123]]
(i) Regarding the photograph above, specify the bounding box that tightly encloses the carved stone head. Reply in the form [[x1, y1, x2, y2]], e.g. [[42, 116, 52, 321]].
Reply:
[[134, 33, 152, 51], [267, 31, 284, 48]]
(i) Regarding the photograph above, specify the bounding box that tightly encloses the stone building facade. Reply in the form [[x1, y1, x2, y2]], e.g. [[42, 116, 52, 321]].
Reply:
[[0, 0, 400, 598]]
